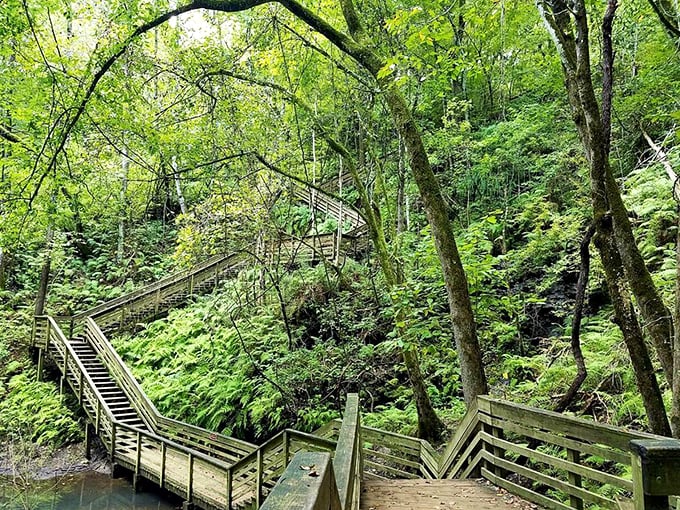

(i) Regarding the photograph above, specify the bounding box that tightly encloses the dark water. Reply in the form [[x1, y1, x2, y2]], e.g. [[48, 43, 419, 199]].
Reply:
[[0, 472, 178, 509]]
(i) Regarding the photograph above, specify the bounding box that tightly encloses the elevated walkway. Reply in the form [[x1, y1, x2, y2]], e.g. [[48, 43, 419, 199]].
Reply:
[[28, 180, 680, 509]]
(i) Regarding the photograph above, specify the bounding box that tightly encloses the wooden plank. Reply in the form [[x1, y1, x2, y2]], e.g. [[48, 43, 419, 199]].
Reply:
[[480, 431, 633, 491], [333, 394, 361, 509], [479, 413, 630, 465], [446, 431, 482, 479], [363, 460, 420, 479], [482, 468, 574, 510], [439, 399, 480, 477], [460, 448, 485, 479], [480, 450, 618, 509], [363, 447, 421, 470], [480, 397, 664, 451]]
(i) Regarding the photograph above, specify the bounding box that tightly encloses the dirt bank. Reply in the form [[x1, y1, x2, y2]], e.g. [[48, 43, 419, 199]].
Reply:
[[0, 440, 110, 480]]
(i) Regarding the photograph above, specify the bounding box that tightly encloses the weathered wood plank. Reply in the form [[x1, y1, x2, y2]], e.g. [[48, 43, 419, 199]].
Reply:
[[478, 413, 630, 465], [480, 450, 618, 509], [479, 431, 633, 491], [260, 451, 341, 510], [479, 397, 664, 451], [482, 468, 573, 510]]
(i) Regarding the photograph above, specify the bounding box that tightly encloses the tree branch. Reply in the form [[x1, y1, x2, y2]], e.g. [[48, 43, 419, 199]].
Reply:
[[647, 0, 680, 39], [601, 0, 618, 156]]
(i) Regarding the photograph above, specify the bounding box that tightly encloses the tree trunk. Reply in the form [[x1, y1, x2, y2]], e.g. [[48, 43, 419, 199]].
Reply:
[[538, 0, 671, 433], [0, 247, 6, 291], [38, 0, 489, 414], [554, 224, 594, 413], [173, 155, 188, 215], [380, 85, 488, 403], [673, 207, 680, 437], [34, 224, 54, 317]]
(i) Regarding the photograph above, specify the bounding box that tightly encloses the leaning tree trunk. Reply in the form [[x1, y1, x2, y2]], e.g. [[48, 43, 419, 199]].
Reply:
[[34, 224, 54, 317], [33, 0, 489, 414], [334, 0, 488, 403], [537, 0, 671, 434]]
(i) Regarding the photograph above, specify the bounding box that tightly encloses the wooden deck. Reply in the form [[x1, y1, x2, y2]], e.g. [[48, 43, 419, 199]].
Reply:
[[360, 479, 539, 510]]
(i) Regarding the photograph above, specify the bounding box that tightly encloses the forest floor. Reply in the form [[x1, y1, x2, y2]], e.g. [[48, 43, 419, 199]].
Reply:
[[0, 440, 110, 479]]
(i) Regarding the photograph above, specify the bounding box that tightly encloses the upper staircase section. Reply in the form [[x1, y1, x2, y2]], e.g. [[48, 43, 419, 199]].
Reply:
[[71, 252, 249, 334], [292, 184, 367, 237]]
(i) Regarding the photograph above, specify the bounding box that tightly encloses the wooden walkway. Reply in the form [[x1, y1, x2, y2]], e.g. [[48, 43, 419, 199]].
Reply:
[[28, 176, 680, 510], [360, 479, 538, 510]]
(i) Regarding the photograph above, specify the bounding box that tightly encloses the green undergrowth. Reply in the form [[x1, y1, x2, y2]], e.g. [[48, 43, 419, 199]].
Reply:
[[0, 365, 82, 448], [113, 260, 432, 441]]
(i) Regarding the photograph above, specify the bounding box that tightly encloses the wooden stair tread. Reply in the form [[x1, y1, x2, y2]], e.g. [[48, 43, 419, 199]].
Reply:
[[360, 479, 543, 510]]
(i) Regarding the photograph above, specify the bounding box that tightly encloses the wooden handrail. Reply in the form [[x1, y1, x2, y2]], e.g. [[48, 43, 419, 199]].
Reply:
[[85, 317, 160, 428], [333, 393, 362, 510], [73, 252, 247, 321], [260, 451, 341, 510], [84, 316, 257, 462]]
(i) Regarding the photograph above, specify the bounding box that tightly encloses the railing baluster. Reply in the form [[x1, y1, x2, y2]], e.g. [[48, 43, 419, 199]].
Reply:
[[78, 371, 83, 404], [283, 430, 289, 464], [256, 448, 263, 507], [111, 421, 116, 459], [95, 400, 101, 434], [136, 431, 142, 475], [226, 467, 232, 509], [566, 448, 583, 510], [160, 442, 166, 488], [187, 452, 194, 502]]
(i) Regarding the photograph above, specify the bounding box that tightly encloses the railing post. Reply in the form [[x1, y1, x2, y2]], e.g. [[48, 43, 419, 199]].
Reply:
[[256, 448, 263, 507], [110, 421, 117, 459], [135, 431, 142, 474], [283, 430, 289, 465], [226, 467, 232, 509], [78, 371, 84, 404], [630, 439, 680, 510], [187, 452, 194, 502], [95, 400, 101, 433], [160, 442, 166, 488], [60, 347, 68, 395], [566, 448, 584, 510]]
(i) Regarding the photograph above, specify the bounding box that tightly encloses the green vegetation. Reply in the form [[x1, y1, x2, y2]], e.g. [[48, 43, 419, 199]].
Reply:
[[2, 0, 680, 458]]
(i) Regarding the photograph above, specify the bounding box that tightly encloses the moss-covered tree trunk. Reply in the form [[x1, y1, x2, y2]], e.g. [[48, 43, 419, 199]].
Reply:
[[538, 0, 671, 435], [37, 0, 489, 419]]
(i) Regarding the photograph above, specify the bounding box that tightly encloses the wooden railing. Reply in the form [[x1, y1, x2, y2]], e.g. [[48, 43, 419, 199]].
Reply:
[[260, 451, 342, 510], [73, 252, 248, 331], [292, 186, 366, 236], [34, 314, 344, 509], [438, 396, 680, 510], [84, 317, 256, 463], [260, 394, 363, 510]]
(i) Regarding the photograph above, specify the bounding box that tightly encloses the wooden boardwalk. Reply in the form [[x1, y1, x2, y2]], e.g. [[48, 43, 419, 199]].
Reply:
[[360, 479, 538, 510]]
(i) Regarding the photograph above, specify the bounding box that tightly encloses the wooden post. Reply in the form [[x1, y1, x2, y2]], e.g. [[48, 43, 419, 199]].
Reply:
[[36, 348, 44, 382], [60, 348, 68, 395], [630, 439, 680, 510], [78, 371, 84, 404], [110, 422, 117, 457], [566, 448, 584, 510], [283, 430, 289, 465], [95, 400, 101, 433], [226, 468, 232, 509], [160, 442, 166, 488], [135, 431, 142, 475], [260, 451, 341, 510], [256, 448, 263, 507], [84, 423, 92, 460], [186, 453, 194, 502]]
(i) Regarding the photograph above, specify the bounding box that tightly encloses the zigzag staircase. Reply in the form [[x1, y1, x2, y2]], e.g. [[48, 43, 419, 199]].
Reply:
[[29, 180, 680, 510]]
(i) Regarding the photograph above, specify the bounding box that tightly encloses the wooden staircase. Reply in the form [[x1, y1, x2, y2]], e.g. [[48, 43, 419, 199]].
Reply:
[[29, 180, 680, 509], [68, 337, 149, 431]]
